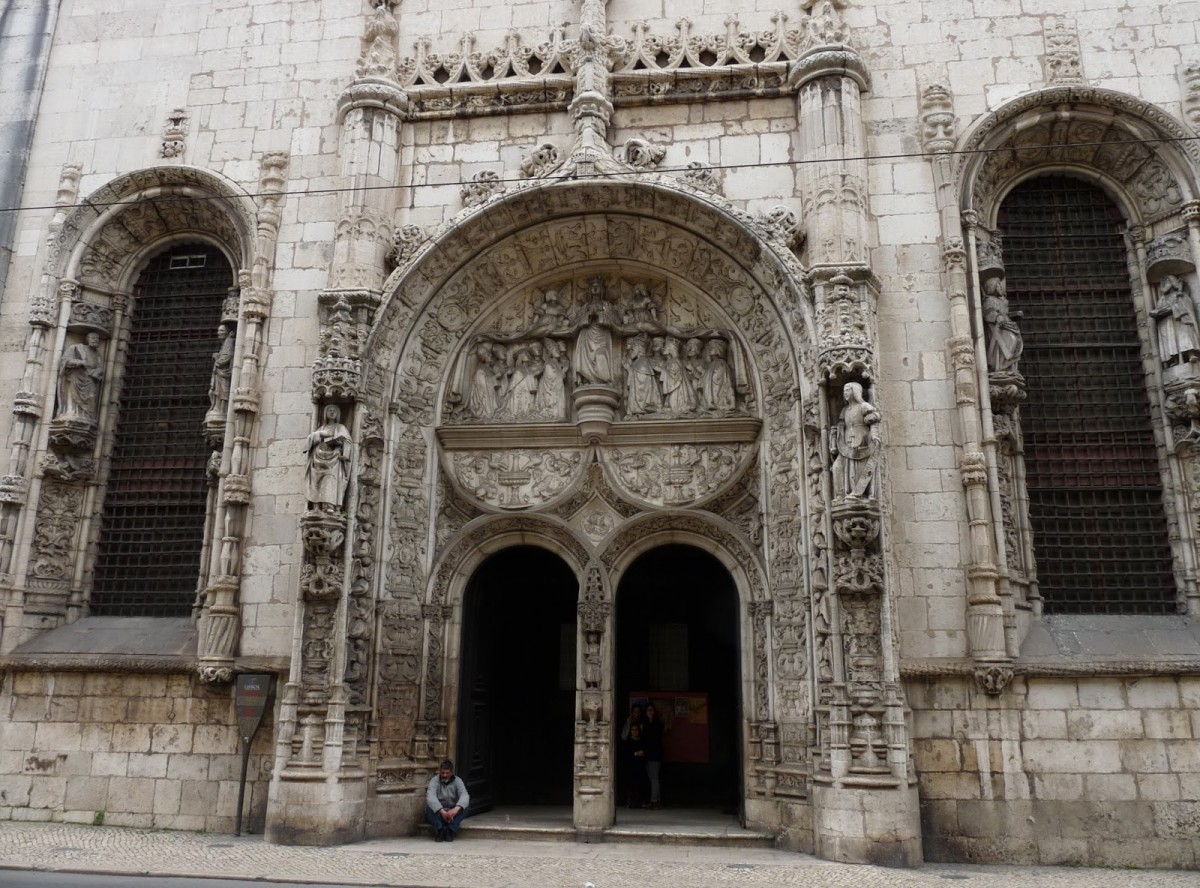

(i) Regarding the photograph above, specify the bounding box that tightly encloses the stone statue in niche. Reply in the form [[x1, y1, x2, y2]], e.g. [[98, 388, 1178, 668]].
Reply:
[[54, 331, 105, 425], [207, 323, 235, 420], [1151, 274, 1200, 367], [571, 278, 618, 385], [982, 276, 1023, 374], [306, 404, 353, 512], [831, 382, 881, 501]]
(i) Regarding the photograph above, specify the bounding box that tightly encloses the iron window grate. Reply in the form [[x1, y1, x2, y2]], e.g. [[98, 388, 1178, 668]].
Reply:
[[999, 176, 1176, 615], [91, 243, 230, 617]]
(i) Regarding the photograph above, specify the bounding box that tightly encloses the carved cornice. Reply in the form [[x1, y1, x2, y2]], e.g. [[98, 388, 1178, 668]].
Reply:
[[899, 657, 1200, 679], [0, 654, 288, 675]]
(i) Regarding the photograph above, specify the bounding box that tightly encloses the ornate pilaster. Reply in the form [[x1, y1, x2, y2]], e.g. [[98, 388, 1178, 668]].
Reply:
[[198, 152, 290, 683], [574, 563, 613, 831], [919, 80, 1014, 690], [795, 10, 918, 863]]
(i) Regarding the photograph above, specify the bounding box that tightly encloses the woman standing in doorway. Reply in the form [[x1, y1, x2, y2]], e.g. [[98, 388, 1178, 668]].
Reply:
[[643, 703, 665, 809]]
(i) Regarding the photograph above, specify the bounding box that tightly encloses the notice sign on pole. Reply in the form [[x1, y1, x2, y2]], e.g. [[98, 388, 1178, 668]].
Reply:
[[233, 673, 273, 837], [235, 673, 272, 741]]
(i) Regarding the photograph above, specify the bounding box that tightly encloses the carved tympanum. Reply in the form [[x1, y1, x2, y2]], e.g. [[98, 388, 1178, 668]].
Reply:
[[446, 275, 748, 425]]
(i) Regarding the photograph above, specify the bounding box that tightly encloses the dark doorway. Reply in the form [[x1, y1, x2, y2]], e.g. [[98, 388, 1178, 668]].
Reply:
[[615, 545, 741, 812], [456, 546, 578, 813]]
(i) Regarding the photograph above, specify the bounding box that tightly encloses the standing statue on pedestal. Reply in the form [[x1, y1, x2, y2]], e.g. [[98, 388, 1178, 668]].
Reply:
[[831, 382, 881, 501], [572, 278, 616, 385], [207, 323, 235, 419], [305, 404, 352, 513], [54, 331, 105, 424], [625, 335, 661, 417], [1151, 274, 1200, 367], [982, 277, 1023, 373]]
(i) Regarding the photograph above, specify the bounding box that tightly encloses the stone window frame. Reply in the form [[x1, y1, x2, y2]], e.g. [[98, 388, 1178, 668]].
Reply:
[[0, 166, 268, 675], [958, 88, 1200, 630]]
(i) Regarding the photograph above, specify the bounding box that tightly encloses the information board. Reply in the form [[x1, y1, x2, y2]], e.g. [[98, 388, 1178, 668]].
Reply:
[[628, 691, 709, 764]]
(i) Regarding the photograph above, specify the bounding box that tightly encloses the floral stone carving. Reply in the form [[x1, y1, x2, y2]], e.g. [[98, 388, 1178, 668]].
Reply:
[[447, 449, 585, 510]]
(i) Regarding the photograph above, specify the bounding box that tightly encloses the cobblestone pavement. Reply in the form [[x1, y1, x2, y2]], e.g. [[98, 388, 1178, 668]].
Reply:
[[1, 822, 1198, 888]]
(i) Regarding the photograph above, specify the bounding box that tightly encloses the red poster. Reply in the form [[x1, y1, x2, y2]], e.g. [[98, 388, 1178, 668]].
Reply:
[[629, 691, 709, 764]]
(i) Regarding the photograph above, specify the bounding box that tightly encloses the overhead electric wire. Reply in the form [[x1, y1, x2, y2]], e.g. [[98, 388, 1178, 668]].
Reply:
[[0, 133, 1198, 216]]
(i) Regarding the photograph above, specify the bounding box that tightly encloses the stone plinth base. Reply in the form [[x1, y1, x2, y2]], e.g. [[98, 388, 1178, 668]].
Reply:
[[265, 773, 367, 846], [812, 783, 922, 867], [573, 782, 613, 831]]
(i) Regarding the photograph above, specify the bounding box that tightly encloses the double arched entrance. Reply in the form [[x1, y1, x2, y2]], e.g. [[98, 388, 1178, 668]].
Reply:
[[456, 543, 742, 818]]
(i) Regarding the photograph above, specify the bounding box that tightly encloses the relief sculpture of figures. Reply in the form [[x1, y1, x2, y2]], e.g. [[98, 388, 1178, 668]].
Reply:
[[54, 331, 105, 425], [1151, 274, 1200, 367], [701, 339, 736, 412], [659, 338, 696, 414], [571, 278, 617, 385], [831, 382, 881, 501], [465, 342, 501, 419], [450, 276, 747, 424], [534, 338, 568, 420], [982, 277, 1023, 373], [306, 404, 353, 512], [207, 323, 235, 419], [499, 344, 540, 419], [625, 335, 662, 416]]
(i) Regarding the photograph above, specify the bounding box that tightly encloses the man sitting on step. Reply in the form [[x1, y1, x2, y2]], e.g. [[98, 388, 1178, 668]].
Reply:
[[425, 759, 470, 842]]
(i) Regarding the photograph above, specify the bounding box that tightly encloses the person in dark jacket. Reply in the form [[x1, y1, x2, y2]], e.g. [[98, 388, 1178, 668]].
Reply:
[[426, 759, 470, 842], [623, 722, 648, 808], [642, 703, 665, 808]]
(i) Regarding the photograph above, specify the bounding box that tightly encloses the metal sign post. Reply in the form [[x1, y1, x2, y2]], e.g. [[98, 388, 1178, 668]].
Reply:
[[233, 673, 273, 837]]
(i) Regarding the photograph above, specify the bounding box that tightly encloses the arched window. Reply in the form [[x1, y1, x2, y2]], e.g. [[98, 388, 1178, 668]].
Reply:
[[90, 242, 232, 616], [998, 175, 1175, 614]]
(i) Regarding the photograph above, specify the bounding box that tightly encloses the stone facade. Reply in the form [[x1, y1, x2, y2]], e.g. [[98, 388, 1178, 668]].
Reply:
[[0, 0, 1197, 870]]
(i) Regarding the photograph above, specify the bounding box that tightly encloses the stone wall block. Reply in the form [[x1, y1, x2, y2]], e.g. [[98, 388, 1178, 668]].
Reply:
[[127, 754, 169, 779], [62, 775, 108, 811], [107, 776, 156, 813], [1023, 740, 1122, 773], [1126, 677, 1182, 709], [1065, 710, 1144, 740], [1119, 739, 1170, 773]]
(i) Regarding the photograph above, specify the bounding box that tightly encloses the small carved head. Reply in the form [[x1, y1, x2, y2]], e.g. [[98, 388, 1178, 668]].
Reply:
[[323, 403, 342, 423], [85, 331, 102, 348]]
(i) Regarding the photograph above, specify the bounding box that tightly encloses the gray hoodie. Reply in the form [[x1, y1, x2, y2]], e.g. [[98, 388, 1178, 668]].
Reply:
[[426, 773, 470, 812]]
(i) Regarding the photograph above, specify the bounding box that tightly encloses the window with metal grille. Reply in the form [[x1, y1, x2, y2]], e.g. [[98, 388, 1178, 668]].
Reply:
[[999, 176, 1176, 615], [90, 243, 231, 617]]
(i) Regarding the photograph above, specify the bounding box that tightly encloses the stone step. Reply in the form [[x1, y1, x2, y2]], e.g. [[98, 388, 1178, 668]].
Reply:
[[427, 809, 776, 849]]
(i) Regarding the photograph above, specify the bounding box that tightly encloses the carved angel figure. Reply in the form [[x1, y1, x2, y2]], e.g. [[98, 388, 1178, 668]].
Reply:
[[54, 331, 105, 425], [982, 276, 1023, 373], [831, 382, 880, 501], [1151, 274, 1200, 367], [305, 404, 353, 512]]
